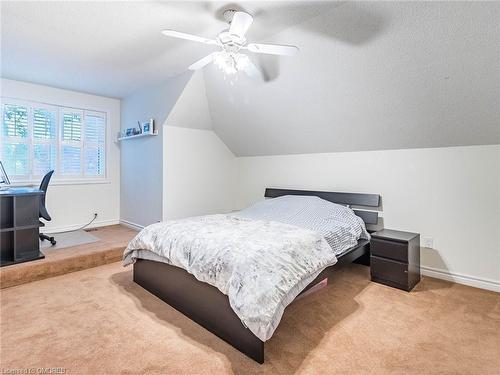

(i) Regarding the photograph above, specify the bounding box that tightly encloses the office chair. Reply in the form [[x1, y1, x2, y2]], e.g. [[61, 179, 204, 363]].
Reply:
[[39, 170, 56, 246]]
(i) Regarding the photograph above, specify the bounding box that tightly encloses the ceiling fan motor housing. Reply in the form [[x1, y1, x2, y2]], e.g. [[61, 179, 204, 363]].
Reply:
[[223, 9, 237, 23], [217, 31, 246, 51], [218, 9, 250, 50]]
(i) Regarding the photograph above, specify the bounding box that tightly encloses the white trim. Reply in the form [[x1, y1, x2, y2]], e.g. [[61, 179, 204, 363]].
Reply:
[[421, 265, 500, 293], [9, 179, 111, 186], [43, 219, 120, 234], [119, 219, 144, 231]]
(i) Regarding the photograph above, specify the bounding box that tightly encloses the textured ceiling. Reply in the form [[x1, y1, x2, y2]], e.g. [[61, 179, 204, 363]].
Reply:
[[2, 1, 499, 156], [0, 0, 337, 98], [204, 1, 500, 155]]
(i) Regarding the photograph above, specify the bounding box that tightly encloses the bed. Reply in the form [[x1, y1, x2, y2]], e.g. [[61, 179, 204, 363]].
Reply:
[[126, 188, 380, 363]]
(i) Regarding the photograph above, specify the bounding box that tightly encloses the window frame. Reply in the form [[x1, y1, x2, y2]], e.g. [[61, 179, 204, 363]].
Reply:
[[0, 97, 109, 185]]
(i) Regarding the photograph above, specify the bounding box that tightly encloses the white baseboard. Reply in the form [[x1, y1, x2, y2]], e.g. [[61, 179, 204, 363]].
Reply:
[[119, 219, 144, 231], [44, 218, 499, 293], [421, 265, 500, 293], [44, 219, 120, 233]]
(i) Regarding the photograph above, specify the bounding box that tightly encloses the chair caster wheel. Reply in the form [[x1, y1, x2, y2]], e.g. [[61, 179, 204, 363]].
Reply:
[[50, 238, 56, 246]]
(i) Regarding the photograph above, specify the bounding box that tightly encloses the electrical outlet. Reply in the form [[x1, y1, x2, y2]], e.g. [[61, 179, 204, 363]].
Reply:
[[422, 237, 434, 249]]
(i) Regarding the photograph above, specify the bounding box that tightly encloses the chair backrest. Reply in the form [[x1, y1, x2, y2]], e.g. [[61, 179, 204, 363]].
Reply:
[[39, 170, 54, 221]]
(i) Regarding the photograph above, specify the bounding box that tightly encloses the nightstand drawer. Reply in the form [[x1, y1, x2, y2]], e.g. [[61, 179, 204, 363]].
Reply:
[[371, 255, 408, 287], [371, 238, 408, 263]]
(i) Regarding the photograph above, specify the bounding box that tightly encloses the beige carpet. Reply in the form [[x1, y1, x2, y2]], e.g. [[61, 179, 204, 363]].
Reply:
[[40, 230, 99, 251], [1, 262, 499, 375], [0, 225, 138, 289]]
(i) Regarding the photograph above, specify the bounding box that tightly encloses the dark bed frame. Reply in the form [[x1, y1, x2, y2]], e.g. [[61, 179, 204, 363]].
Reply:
[[133, 188, 381, 363]]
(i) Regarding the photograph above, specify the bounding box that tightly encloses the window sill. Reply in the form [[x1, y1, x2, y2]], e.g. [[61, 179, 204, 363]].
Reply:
[[9, 179, 111, 187]]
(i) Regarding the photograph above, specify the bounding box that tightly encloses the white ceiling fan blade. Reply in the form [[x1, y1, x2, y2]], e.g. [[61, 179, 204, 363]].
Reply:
[[247, 43, 299, 56], [229, 11, 253, 37], [161, 29, 217, 45], [243, 61, 264, 81], [189, 52, 217, 70]]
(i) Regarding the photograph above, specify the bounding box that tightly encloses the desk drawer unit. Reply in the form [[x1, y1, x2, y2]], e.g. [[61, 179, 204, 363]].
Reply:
[[0, 188, 45, 267]]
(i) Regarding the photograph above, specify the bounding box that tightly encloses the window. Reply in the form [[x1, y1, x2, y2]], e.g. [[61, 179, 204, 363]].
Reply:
[[0, 99, 106, 182]]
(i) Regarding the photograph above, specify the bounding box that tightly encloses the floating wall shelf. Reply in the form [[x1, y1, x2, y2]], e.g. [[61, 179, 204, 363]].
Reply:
[[117, 131, 158, 142]]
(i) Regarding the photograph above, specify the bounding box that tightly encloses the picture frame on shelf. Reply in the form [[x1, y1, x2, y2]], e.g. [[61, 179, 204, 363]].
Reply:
[[117, 118, 156, 142], [142, 118, 155, 134]]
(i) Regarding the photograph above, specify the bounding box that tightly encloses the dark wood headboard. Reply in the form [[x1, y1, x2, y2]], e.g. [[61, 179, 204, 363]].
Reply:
[[264, 188, 381, 225]]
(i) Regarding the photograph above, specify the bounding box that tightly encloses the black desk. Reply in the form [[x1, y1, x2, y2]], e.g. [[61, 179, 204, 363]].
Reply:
[[0, 187, 45, 267]]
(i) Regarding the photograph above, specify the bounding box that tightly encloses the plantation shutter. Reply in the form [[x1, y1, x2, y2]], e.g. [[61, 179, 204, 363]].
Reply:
[[0, 99, 106, 182], [32, 106, 57, 176], [1, 103, 29, 177], [60, 109, 83, 176]]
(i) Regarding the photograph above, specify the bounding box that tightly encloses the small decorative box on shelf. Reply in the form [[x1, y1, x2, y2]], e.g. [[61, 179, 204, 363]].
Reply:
[[370, 229, 421, 292]]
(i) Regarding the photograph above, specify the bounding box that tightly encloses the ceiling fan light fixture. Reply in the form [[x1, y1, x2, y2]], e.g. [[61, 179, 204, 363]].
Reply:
[[234, 54, 250, 72], [161, 10, 298, 81], [213, 52, 249, 76]]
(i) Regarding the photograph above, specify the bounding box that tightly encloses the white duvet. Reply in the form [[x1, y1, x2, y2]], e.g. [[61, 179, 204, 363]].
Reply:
[[123, 196, 369, 341], [123, 214, 337, 341]]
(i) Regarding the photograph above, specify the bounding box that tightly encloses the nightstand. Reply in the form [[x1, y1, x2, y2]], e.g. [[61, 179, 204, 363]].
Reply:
[[370, 229, 420, 292]]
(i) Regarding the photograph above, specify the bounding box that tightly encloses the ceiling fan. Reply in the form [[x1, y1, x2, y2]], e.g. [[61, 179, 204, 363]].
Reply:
[[161, 10, 299, 79]]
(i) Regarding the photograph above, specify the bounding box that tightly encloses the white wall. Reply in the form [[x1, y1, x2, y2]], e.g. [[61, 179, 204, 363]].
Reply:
[[162, 71, 237, 220], [163, 126, 237, 220], [1, 78, 121, 231], [120, 70, 234, 228], [237, 145, 500, 291], [120, 72, 192, 228]]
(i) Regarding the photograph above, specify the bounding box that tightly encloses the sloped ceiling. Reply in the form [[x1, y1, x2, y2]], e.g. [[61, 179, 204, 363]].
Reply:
[[204, 1, 500, 155], [2, 1, 499, 156], [165, 71, 212, 130]]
